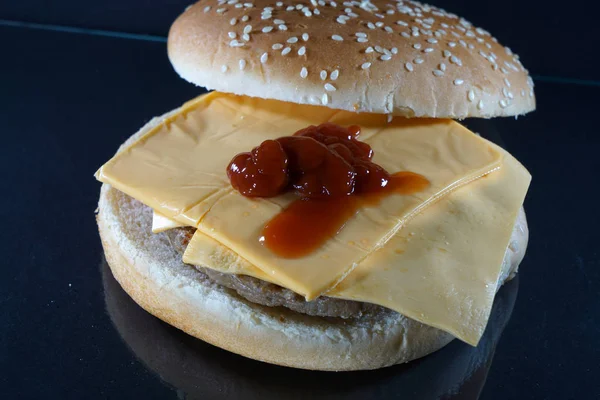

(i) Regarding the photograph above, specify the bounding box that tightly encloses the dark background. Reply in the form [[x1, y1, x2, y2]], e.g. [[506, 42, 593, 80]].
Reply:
[[1, 1, 599, 399]]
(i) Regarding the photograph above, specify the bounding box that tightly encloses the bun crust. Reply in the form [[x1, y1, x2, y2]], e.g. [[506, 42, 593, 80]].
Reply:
[[96, 109, 528, 370], [168, 0, 535, 118]]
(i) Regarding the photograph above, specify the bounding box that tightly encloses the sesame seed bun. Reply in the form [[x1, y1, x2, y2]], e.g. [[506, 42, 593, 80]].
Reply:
[[168, 0, 536, 118], [96, 108, 529, 371]]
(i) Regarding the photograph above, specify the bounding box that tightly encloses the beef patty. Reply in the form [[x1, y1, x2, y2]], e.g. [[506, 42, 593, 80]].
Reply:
[[166, 227, 384, 318]]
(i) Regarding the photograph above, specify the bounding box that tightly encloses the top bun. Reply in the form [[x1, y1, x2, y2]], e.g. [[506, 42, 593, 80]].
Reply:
[[168, 0, 535, 118]]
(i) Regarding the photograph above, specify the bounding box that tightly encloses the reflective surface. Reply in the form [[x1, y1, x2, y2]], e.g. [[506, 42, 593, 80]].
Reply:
[[1, 18, 599, 400], [102, 258, 518, 400]]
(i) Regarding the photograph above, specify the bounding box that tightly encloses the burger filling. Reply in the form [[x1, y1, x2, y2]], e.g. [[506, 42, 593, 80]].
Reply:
[[166, 226, 384, 318]]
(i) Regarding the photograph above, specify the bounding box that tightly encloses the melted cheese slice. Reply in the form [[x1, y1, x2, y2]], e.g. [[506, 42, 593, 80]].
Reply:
[[96, 92, 502, 299], [182, 144, 530, 345]]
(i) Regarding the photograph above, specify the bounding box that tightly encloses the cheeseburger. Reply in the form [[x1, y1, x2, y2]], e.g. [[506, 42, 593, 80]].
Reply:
[[96, 0, 534, 371]]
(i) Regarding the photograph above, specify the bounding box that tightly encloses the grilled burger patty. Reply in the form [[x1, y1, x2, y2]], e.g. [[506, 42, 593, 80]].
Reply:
[[165, 227, 384, 318]]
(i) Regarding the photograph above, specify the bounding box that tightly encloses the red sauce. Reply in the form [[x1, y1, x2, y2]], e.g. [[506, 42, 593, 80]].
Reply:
[[227, 123, 430, 258]]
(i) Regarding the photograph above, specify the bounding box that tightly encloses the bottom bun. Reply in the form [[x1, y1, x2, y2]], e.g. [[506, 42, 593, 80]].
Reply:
[[96, 110, 528, 371]]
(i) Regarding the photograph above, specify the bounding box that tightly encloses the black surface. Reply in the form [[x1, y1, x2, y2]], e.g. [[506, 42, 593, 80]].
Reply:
[[2, 1, 600, 80], [1, 12, 599, 400]]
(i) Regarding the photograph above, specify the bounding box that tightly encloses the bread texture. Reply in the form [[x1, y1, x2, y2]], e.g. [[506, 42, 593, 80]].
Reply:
[[96, 109, 528, 371], [168, 0, 535, 118]]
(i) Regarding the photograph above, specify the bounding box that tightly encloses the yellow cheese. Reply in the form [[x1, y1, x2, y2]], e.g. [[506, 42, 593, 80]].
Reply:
[[96, 92, 502, 299], [182, 144, 530, 345], [152, 211, 185, 233]]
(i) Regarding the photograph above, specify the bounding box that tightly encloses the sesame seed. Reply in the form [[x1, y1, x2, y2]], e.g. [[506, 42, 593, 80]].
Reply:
[[468, 90, 475, 102], [367, 22, 376, 29], [387, 114, 393, 123], [239, 59, 246, 70], [216, 8, 226, 14], [241, 15, 249, 21], [448, 41, 456, 48], [331, 69, 339, 80], [221, 65, 228, 73], [453, 79, 464, 85], [243, 25, 252, 34], [521, 90, 526, 97], [374, 46, 383, 53], [261, 13, 271, 20], [281, 47, 291, 55], [325, 83, 336, 91], [228, 32, 237, 39], [357, 37, 368, 43], [477, 100, 484, 110], [298, 45, 306, 56], [320, 70, 327, 80], [242, 33, 250, 41], [296, 4, 303, 9], [204, 6, 211, 12], [279, 24, 288, 31], [260, 53, 268, 63], [504, 78, 511, 87], [304, 10, 312, 16], [384, 26, 393, 33], [262, 26, 273, 33], [396, 20, 408, 26], [439, 63, 446, 71], [424, 47, 434, 53], [286, 5, 294, 10], [272, 43, 283, 50], [433, 69, 444, 76], [405, 62, 414, 71], [302, 33, 309, 41], [391, 47, 398, 54], [314, 9, 320, 15], [427, 38, 438, 44], [414, 57, 424, 64], [361, 62, 371, 69], [322, 93, 329, 105], [413, 43, 422, 49], [287, 37, 298, 43], [229, 40, 244, 47], [499, 99, 508, 108], [332, 35, 344, 41], [273, 18, 284, 24], [380, 54, 392, 61], [230, 18, 237, 25], [376, 21, 384, 27], [401, 32, 410, 38], [300, 67, 308, 78], [235, 3, 242, 8], [502, 88, 509, 97], [450, 55, 462, 66], [356, 32, 367, 38]]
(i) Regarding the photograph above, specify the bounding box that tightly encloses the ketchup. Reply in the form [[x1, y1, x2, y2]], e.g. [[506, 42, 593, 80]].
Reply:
[[227, 123, 429, 258]]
